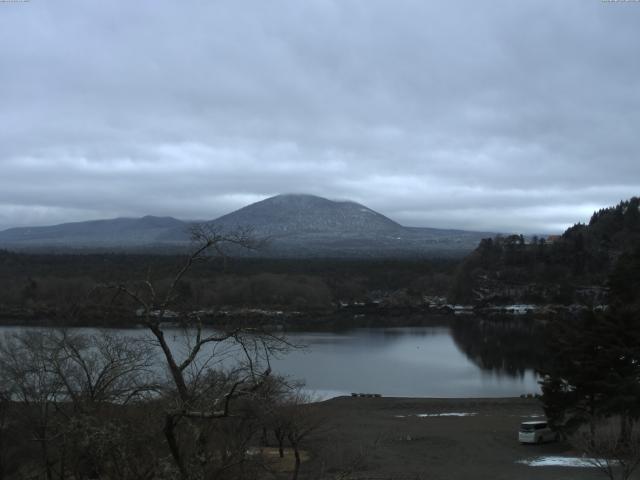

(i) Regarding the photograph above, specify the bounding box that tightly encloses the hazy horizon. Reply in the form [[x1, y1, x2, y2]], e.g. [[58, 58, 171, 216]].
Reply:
[[1, 1, 639, 233], [0, 191, 624, 235]]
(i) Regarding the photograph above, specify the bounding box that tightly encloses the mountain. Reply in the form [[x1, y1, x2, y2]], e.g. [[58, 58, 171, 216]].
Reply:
[[0, 194, 492, 257], [206, 194, 492, 257], [212, 194, 402, 235], [0, 216, 187, 247]]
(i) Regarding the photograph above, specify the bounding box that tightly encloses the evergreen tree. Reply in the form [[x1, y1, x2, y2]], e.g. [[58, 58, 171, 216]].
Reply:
[[539, 312, 608, 434], [540, 248, 640, 437], [609, 245, 640, 311]]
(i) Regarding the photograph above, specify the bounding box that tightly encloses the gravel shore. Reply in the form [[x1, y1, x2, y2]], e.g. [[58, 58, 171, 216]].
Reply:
[[303, 397, 603, 480]]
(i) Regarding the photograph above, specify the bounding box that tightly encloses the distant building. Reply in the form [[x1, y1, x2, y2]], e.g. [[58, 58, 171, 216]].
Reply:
[[546, 235, 562, 244]]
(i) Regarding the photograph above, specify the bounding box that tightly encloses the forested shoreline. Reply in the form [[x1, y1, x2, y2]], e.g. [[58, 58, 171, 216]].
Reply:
[[1, 197, 638, 330]]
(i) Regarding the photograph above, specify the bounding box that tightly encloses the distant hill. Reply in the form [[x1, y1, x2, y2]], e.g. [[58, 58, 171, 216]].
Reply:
[[0, 216, 187, 246], [0, 194, 492, 257]]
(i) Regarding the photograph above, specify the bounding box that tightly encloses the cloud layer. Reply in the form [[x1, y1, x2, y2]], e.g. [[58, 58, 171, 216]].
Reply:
[[1, 0, 639, 233]]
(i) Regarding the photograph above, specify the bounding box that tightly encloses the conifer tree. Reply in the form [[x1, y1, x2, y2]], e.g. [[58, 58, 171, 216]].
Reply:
[[540, 248, 640, 438]]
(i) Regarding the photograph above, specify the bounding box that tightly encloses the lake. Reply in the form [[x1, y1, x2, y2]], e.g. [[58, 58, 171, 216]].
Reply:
[[271, 326, 540, 399], [0, 323, 541, 399]]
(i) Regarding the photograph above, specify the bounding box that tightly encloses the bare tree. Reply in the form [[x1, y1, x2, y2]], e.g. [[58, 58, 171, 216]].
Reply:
[[61, 402, 168, 480], [0, 331, 67, 480], [102, 224, 292, 479], [0, 225, 292, 480], [46, 330, 158, 409], [262, 388, 322, 480], [0, 329, 164, 480], [571, 417, 640, 480], [0, 390, 10, 480]]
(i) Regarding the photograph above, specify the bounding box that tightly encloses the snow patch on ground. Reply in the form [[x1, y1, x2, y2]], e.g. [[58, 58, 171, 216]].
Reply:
[[417, 412, 478, 417], [395, 412, 478, 418], [518, 456, 612, 468]]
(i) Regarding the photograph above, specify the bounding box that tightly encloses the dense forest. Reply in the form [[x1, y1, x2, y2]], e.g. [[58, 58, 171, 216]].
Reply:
[[0, 251, 459, 326], [1, 196, 638, 327], [451, 197, 640, 305]]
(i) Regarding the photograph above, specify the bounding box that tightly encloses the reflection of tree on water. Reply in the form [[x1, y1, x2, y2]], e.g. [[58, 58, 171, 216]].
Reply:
[[451, 317, 546, 377]]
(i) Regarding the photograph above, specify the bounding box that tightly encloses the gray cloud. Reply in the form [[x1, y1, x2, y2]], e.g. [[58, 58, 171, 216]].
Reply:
[[1, 0, 639, 233]]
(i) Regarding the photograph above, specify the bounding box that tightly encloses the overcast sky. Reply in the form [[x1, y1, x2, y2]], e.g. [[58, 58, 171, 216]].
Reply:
[[1, 0, 639, 234]]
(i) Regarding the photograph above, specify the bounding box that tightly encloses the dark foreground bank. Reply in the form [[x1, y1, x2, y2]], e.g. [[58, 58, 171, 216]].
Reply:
[[298, 396, 602, 480]]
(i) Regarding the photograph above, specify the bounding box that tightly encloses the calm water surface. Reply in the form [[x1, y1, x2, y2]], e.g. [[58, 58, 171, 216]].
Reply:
[[272, 327, 539, 399], [0, 325, 539, 399]]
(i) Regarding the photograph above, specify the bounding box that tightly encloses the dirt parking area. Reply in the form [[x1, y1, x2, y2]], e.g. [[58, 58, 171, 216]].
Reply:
[[303, 397, 604, 480]]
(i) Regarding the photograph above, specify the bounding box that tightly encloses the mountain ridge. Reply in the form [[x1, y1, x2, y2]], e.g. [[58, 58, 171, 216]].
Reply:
[[212, 194, 403, 236], [0, 194, 492, 257], [0, 215, 186, 245]]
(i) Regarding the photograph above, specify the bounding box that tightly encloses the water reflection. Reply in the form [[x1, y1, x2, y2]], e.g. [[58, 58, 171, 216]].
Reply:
[[0, 322, 542, 399], [450, 318, 546, 377], [270, 325, 540, 398]]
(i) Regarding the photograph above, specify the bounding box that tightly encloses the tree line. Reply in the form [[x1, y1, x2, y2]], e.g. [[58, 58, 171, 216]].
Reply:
[[539, 243, 640, 480], [0, 250, 458, 325], [451, 197, 640, 304], [0, 227, 328, 480]]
